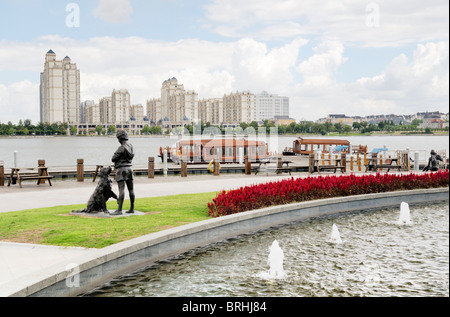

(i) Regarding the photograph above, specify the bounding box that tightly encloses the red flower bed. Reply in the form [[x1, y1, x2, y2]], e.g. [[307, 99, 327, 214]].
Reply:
[[208, 170, 449, 217]]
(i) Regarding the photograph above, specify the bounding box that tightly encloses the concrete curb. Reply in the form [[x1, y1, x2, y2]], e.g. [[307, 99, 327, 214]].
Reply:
[[1, 187, 448, 297]]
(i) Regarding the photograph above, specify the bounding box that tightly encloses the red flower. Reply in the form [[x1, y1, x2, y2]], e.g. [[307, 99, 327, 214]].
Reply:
[[207, 170, 449, 217]]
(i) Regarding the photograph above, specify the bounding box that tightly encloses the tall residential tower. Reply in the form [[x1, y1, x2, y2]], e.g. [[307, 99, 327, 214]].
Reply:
[[40, 50, 80, 124]]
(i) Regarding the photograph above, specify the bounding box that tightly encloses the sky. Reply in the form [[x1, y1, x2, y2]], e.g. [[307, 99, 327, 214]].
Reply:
[[0, 0, 448, 124]]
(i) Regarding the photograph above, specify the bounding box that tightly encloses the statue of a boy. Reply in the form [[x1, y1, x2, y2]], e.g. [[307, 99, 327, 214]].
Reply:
[[109, 130, 135, 215]]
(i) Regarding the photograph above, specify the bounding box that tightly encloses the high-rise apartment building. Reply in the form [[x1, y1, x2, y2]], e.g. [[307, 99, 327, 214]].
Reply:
[[223, 91, 255, 124], [199, 98, 223, 125], [130, 104, 144, 122], [86, 103, 101, 124], [146, 98, 162, 124], [111, 89, 131, 124], [254, 91, 289, 121], [99, 97, 113, 124], [80, 100, 95, 123], [40, 50, 80, 124], [161, 77, 199, 125]]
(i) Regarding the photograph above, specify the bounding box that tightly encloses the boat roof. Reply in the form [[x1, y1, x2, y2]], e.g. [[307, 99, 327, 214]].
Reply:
[[294, 137, 350, 145], [176, 138, 267, 146]]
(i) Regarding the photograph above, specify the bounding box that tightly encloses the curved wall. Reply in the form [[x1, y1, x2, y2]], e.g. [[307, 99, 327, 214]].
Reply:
[[3, 187, 448, 297]]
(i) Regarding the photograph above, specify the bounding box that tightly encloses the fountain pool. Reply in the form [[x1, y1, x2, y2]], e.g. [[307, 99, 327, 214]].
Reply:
[[83, 202, 449, 297]]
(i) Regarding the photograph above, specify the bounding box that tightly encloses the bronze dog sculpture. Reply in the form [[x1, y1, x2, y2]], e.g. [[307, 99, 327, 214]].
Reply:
[[72, 166, 118, 214]]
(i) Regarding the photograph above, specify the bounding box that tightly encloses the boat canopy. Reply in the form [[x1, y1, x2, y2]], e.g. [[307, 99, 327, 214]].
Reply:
[[371, 148, 388, 153], [333, 145, 349, 152]]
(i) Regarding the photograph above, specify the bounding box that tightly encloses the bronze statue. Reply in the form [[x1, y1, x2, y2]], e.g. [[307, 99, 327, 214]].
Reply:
[[109, 130, 135, 215], [72, 166, 118, 214], [423, 149, 443, 172]]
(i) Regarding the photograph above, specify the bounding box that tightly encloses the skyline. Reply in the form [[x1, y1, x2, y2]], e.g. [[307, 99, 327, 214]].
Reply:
[[0, 0, 448, 124]]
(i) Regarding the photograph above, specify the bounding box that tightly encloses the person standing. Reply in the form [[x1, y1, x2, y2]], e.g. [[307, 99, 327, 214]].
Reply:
[[110, 130, 135, 215]]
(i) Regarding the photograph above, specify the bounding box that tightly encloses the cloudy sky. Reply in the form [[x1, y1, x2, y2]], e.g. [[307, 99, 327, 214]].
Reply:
[[0, 0, 448, 124]]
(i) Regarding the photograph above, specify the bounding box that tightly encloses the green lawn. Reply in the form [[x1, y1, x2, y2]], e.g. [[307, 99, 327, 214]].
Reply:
[[0, 192, 217, 249]]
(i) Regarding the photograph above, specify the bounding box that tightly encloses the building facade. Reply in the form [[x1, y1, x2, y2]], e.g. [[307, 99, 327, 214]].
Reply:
[[40, 50, 80, 124], [99, 97, 113, 125], [111, 89, 131, 125], [254, 91, 289, 121], [86, 103, 101, 124], [223, 91, 255, 125], [161, 77, 199, 126], [198, 98, 223, 125]]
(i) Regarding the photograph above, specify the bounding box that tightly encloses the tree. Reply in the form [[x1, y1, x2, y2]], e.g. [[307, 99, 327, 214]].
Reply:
[[70, 126, 78, 135], [150, 126, 162, 135], [108, 125, 116, 135], [95, 125, 103, 135], [141, 126, 151, 134], [352, 122, 361, 131], [343, 125, 352, 134], [334, 123, 343, 134]]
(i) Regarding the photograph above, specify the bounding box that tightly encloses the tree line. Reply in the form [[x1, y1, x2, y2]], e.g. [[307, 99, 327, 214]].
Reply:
[[1, 118, 447, 136], [0, 120, 68, 136]]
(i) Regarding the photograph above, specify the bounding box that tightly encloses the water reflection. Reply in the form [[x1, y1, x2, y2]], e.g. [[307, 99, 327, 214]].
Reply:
[[84, 202, 449, 297]]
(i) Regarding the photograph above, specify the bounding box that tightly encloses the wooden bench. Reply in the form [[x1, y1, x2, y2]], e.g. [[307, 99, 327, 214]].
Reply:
[[317, 165, 345, 173], [275, 167, 292, 175], [7, 167, 53, 188], [366, 157, 402, 173], [373, 164, 402, 173], [255, 160, 292, 176], [312, 158, 344, 174]]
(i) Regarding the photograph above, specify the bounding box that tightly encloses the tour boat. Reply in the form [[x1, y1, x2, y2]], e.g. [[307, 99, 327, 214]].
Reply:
[[160, 137, 270, 164], [283, 137, 366, 156]]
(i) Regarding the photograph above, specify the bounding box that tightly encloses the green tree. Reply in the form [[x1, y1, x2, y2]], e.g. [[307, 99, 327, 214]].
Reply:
[[108, 125, 116, 135], [70, 126, 78, 135], [141, 126, 151, 134], [95, 125, 104, 135], [150, 126, 162, 135]]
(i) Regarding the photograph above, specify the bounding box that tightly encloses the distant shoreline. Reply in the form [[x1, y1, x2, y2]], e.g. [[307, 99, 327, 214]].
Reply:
[[1, 132, 448, 139]]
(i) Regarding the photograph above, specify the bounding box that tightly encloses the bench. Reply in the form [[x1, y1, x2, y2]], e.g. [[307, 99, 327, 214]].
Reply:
[[365, 157, 402, 173], [255, 160, 292, 176], [275, 167, 292, 175], [373, 164, 402, 173], [8, 167, 53, 188], [317, 165, 345, 173], [311, 158, 344, 174]]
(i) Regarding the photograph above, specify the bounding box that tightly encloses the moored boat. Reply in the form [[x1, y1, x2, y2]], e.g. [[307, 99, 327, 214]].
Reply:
[[283, 137, 367, 156], [163, 137, 271, 164]]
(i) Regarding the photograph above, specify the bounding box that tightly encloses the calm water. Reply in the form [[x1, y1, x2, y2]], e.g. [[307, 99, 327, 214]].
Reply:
[[0, 135, 448, 168], [84, 202, 449, 297]]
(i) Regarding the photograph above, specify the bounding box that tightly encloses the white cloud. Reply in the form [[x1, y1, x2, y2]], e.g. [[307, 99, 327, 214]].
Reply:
[[0, 81, 39, 124], [297, 40, 347, 87], [290, 41, 449, 120], [204, 0, 449, 47], [352, 41, 449, 111], [93, 0, 133, 23], [0, 36, 448, 124]]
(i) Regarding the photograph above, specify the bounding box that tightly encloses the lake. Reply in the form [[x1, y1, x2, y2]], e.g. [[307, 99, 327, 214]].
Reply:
[[0, 135, 448, 169]]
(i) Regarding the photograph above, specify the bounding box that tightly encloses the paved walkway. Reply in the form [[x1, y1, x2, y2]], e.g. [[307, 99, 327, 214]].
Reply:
[[0, 173, 301, 294]]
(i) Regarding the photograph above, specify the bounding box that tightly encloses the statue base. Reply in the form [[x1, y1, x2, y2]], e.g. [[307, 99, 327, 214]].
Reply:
[[70, 210, 145, 218]]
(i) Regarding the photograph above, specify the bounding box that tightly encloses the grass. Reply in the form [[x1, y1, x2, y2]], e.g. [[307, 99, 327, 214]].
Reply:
[[0, 192, 217, 249]]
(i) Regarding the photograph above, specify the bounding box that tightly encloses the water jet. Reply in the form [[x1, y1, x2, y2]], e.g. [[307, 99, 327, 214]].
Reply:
[[398, 202, 412, 225], [329, 224, 342, 244]]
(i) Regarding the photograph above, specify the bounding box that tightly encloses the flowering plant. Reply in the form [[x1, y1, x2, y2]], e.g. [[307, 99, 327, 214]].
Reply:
[[208, 171, 449, 217]]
